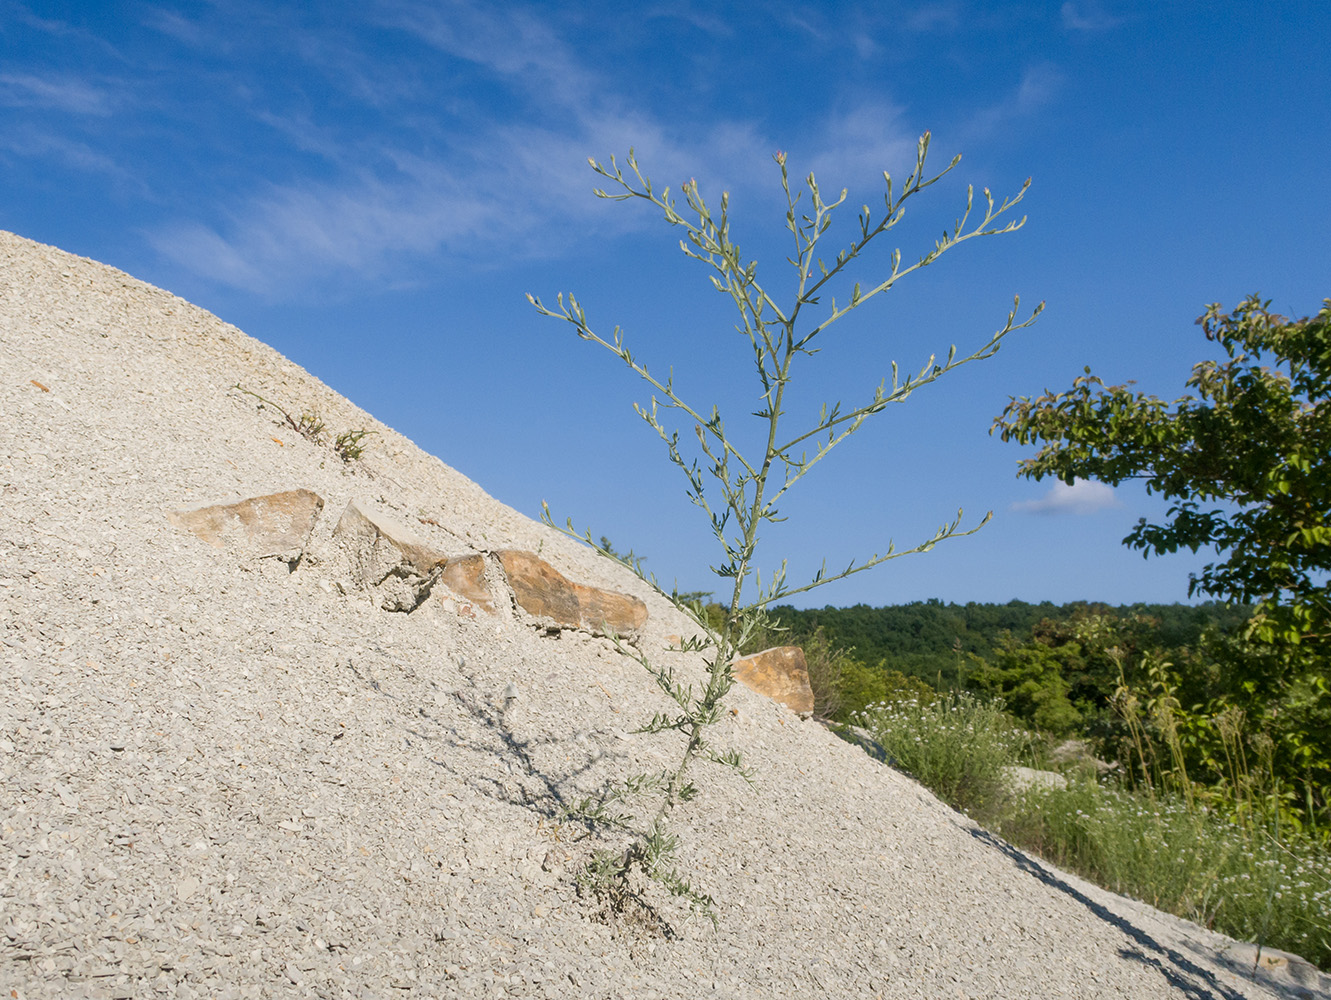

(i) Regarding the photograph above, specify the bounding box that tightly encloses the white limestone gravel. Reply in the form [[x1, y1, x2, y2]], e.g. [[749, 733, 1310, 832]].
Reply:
[[2, 228, 1327, 999]]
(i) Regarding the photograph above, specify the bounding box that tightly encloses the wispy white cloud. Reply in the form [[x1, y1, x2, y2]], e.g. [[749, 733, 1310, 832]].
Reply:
[[145, 164, 508, 296], [807, 101, 918, 194], [962, 62, 1063, 140], [1012, 479, 1122, 515], [141, 7, 212, 48], [375, 0, 597, 108], [138, 2, 769, 293], [0, 73, 118, 115], [905, 4, 960, 32], [10, 3, 89, 39], [0, 125, 144, 190], [132, 0, 921, 297], [1061, 1, 1124, 32], [642, 4, 734, 37]]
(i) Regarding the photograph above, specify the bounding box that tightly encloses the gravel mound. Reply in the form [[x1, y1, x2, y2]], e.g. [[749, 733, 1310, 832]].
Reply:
[[2, 229, 1326, 999]]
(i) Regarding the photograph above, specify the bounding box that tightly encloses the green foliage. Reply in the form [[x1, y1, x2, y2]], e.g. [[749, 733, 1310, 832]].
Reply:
[[966, 637, 1082, 735], [835, 659, 937, 722], [997, 779, 1331, 970], [771, 599, 1246, 687], [993, 295, 1331, 652], [991, 295, 1331, 834], [796, 627, 849, 720], [851, 664, 1330, 967], [1200, 631, 1331, 833], [531, 137, 1039, 925], [858, 692, 1027, 819], [233, 384, 374, 464], [833, 595, 1331, 967], [786, 596, 1325, 829], [333, 427, 376, 462], [959, 608, 1329, 833]]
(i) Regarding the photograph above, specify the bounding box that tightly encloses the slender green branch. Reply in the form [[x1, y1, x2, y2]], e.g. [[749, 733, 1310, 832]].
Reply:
[[530, 138, 1039, 927]]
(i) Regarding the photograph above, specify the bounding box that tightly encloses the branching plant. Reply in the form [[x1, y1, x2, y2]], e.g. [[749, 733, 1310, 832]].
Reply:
[[529, 133, 1042, 924], [233, 384, 375, 463], [334, 427, 376, 462]]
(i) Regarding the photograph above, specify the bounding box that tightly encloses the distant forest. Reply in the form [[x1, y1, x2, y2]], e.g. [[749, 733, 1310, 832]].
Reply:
[[766, 600, 1252, 685]]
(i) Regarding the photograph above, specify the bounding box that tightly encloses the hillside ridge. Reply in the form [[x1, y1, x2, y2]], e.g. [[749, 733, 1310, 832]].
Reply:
[[1, 229, 1322, 999]]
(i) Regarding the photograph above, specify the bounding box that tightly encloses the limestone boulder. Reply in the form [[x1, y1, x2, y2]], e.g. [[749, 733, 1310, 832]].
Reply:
[[732, 646, 814, 716], [496, 550, 647, 634], [1003, 766, 1069, 794], [1049, 738, 1117, 775], [334, 501, 447, 612], [167, 489, 324, 567]]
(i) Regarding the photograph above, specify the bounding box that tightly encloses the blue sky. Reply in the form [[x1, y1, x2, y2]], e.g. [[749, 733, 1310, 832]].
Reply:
[[4, 1, 1328, 609]]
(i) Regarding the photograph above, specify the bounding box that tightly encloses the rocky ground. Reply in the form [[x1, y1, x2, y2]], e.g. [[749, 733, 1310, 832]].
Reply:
[[2, 228, 1327, 999]]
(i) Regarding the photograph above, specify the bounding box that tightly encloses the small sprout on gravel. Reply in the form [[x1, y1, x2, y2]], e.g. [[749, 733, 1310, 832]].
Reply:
[[234, 384, 373, 462], [293, 410, 326, 444], [334, 427, 376, 462]]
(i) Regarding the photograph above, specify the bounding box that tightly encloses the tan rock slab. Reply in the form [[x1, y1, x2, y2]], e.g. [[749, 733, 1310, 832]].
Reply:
[[438, 553, 495, 614], [496, 550, 647, 634], [168, 489, 324, 565], [334, 500, 447, 612], [732, 646, 814, 715]]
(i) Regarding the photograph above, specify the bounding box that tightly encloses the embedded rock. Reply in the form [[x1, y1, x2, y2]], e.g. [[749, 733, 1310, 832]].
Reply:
[[438, 552, 495, 614], [732, 646, 815, 715], [1049, 738, 1117, 775], [1003, 766, 1069, 794], [496, 550, 647, 634], [167, 489, 324, 566], [334, 500, 447, 612]]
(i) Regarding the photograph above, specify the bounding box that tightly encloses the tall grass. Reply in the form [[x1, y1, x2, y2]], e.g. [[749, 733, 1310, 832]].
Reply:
[[857, 692, 1028, 819], [999, 781, 1330, 970], [855, 692, 1331, 970]]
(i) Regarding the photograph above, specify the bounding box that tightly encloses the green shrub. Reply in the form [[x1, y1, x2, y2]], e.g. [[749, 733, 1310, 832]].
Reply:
[[858, 692, 1026, 819], [999, 779, 1331, 969], [835, 659, 937, 722]]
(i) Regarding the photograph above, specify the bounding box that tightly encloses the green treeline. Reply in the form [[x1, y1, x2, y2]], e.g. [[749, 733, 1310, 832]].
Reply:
[[768, 599, 1250, 687], [749, 599, 1328, 838]]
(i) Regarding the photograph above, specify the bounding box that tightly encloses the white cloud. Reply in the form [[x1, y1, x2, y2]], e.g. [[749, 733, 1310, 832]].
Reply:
[[962, 63, 1063, 140], [145, 164, 509, 296], [376, 0, 596, 108], [0, 125, 139, 183], [0, 73, 118, 115], [133, 0, 919, 298], [807, 101, 918, 194], [141, 8, 211, 48], [1011, 479, 1122, 515], [1061, 1, 1124, 32]]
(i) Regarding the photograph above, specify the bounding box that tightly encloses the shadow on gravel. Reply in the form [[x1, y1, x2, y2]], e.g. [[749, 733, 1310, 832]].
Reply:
[[969, 827, 1260, 1000], [440, 665, 682, 938], [337, 655, 680, 935], [441, 668, 605, 822], [337, 654, 604, 821]]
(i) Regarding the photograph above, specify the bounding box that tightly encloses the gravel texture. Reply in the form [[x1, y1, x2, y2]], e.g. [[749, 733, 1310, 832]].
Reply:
[[2, 228, 1327, 999]]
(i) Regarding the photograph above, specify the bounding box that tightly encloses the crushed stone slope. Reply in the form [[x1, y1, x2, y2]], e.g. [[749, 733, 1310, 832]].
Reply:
[[1, 229, 1320, 999]]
